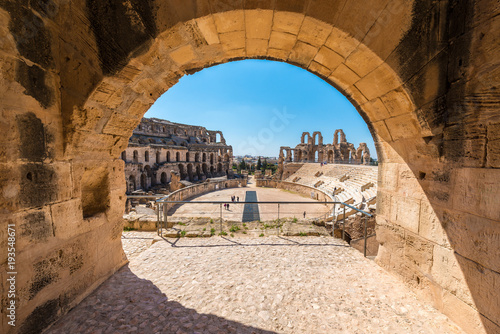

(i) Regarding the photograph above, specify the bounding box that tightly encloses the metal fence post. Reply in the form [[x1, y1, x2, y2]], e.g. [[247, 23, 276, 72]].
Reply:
[[364, 215, 367, 257], [342, 206, 346, 241], [157, 203, 160, 236], [277, 203, 280, 236], [220, 203, 223, 233]]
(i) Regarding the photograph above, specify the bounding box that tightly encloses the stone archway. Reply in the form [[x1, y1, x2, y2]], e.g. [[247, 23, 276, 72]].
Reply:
[[1, 3, 498, 334]]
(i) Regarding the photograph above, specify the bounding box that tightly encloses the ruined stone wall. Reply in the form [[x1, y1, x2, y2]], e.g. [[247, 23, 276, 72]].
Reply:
[[124, 118, 232, 190], [256, 179, 333, 204], [0, 1, 498, 333]]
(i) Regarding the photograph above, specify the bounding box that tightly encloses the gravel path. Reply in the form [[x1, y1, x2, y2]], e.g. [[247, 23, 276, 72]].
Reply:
[[46, 234, 464, 334]]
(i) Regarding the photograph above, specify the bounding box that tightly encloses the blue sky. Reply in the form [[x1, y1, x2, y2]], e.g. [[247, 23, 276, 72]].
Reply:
[[145, 59, 376, 158]]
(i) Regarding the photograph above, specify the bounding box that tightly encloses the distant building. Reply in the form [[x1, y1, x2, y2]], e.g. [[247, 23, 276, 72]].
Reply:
[[122, 118, 232, 193]]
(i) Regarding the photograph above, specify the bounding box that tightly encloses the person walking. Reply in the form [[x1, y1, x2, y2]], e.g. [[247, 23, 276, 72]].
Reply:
[[303, 211, 306, 218], [227, 203, 230, 210], [237, 196, 239, 202]]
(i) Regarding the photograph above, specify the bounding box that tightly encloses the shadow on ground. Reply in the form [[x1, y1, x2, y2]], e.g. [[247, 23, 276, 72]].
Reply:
[[45, 265, 276, 334]]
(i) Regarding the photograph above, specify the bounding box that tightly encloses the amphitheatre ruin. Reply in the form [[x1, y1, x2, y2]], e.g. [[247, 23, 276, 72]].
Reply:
[[0, 1, 499, 334]]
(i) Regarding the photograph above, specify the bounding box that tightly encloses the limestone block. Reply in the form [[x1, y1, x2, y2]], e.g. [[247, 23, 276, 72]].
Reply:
[[213, 10, 244, 33], [297, 17, 332, 47], [268, 31, 297, 50], [441, 288, 486, 334], [50, 199, 96, 240], [102, 113, 142, 137], [378, 163, 399, 192], [245, 10, 273, 40], [343, 85, 368, 104], [355, 63, 402, 101], [267, 48, 290, 61], [443, 209, 500, 273], [396, 164, 426, 200], [169, 45, 196, 66], [375, 219, 405, 271], [456, 257, 500, 327], [385, 113, 420, 141], [404, 233, 434, 275], [431, 246, 474, 307], [288, 41, 318, 66], [324, 28, 360, 59], [308, 61, 331, 78], [328, 63, 360, 91], [361, 98, 391, 122], [380, 88, 415, 117], [418, 201, 450, 247], [390, 195, 421, 234], [196, 16, 220, 45], [313, 46, 343, 71], [272, 12, 303, 35], [487, 138, 500, 167], [344, 44, 384, 78], [361, 0, 413, 60], [246, 39, 268, 57], [4, 207, 53, 255], [219, 31, 245, 50], [371, 120, 393, 142], [453, 168, 500, 221], [375, 190, 392, 217]]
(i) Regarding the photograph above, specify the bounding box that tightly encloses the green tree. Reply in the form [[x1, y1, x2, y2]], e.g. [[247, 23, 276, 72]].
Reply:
[[239, 160, 247, 170], [261, 159, 267, 172], [256, 157, 262, 170]]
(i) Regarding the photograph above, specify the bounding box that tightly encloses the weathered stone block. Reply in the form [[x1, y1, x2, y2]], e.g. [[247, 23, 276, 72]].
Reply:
[[268, 31, 297, 50], [313, 46, 343, 71], [169, 45, 196, 66], [431, 246, 474, 306], [361, 98, 391, 122], [452, 168, 500, 221], [355, 63, 402, 101], [272, 12, 303, 35], [443, 209, 500, 273], [380, 88, 415, 117], [246, 39, 268, 57], [328, 63, 360, 91], [288, 41, 318, 66], [245, 10, 273, 40], [385, 113, 420, 141], [213, 10, 244, 33], [196, 16, 220, 45], [297, 17, 332, 47], [418, 201, 450, 247], [390, 195, 421, 234], [344, 44, 384, 78], [219, 31, 246, 50]]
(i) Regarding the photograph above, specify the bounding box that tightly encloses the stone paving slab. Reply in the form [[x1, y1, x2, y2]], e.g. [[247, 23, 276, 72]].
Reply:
[[46, 234, 464, 334]]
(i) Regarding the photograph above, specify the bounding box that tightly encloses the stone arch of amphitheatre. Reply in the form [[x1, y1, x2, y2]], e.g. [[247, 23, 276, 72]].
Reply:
[[1, 1, 498, 333]]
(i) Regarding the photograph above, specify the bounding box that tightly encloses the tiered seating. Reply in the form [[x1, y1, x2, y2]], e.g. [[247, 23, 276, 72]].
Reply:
[[285, 163, 378, 218]]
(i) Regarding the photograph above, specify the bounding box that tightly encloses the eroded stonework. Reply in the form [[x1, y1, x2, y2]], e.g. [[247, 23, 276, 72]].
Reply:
[[279, 130, 371, 164], [123, 118, 232, 193]]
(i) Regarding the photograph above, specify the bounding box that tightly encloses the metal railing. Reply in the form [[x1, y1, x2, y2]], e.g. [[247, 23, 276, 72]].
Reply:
[[140, 198, 374, 257]]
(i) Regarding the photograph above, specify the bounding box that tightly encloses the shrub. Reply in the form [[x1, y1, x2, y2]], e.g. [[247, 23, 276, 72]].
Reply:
[[229, 225, 240, 232], [259, 233, 264, 237], [218, 231, 227, 236]]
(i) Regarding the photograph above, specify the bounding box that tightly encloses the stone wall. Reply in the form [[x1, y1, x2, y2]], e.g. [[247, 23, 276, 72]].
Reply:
[[0, 1, 498, 333], [125, 179, 245, 231], [256, 179, 333, 204]]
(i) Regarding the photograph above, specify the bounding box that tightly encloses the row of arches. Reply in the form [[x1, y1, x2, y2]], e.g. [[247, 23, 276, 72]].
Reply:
[[122, 149, 231, 164], [127, 162, 228, 192]]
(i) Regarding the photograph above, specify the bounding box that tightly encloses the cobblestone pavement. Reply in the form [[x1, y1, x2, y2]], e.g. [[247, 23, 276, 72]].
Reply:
[[120, 231, 158, 259], [47, 234, 464, 334]]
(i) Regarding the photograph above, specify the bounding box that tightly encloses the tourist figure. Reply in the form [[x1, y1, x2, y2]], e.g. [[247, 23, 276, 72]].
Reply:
[[227, 203, 230, 210], [237, 196, 239, 202], [303, 211, 306, 218]]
